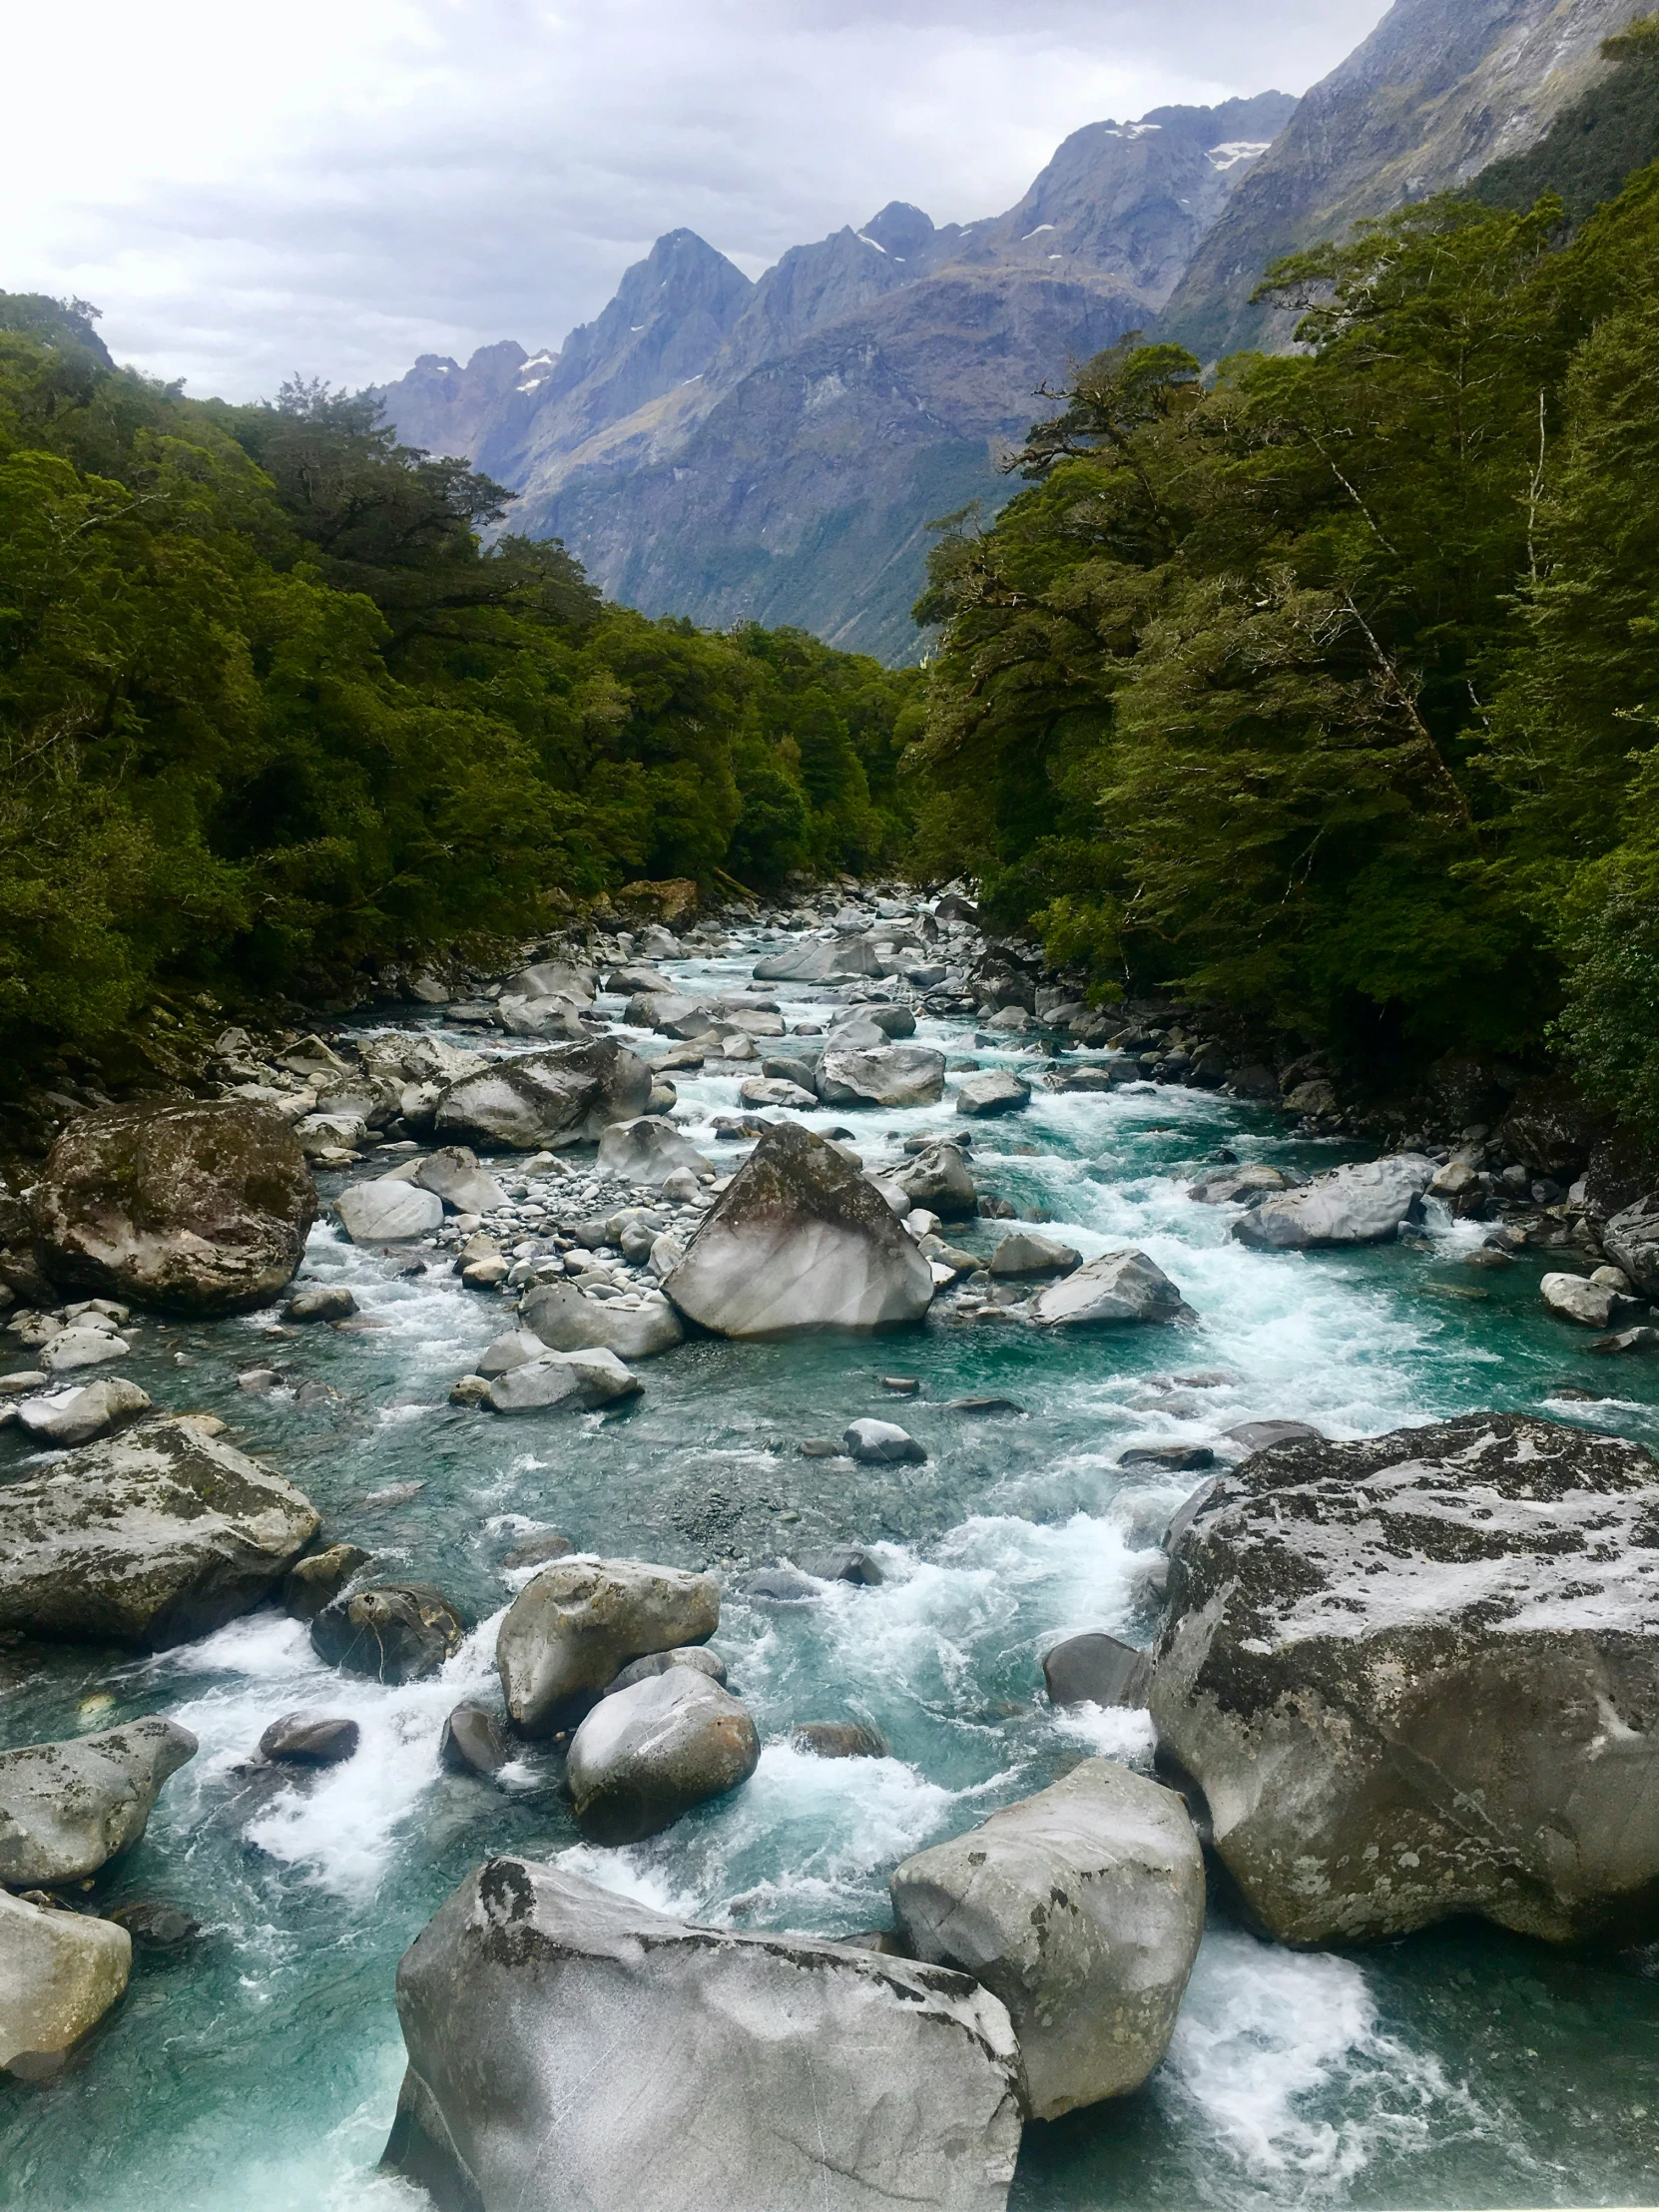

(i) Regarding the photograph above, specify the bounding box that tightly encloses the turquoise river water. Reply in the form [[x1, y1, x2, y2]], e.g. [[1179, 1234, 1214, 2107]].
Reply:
[[4, 925, 1659, 2211]]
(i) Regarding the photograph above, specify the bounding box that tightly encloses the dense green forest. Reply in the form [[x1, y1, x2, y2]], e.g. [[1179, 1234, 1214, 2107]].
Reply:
[[0, 307, 921, 1049], [910, 17, 1659, 1127]]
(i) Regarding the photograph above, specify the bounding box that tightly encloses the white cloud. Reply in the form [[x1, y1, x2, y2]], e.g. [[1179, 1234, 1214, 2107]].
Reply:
[[1, 0, 1391, 399]]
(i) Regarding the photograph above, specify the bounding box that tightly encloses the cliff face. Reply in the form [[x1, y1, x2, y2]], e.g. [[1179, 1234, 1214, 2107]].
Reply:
[[1159, 0, 1653, 362]]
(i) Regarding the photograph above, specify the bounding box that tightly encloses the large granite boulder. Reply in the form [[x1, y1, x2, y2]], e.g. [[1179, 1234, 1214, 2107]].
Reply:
[[663, 1121, 934, 1337], [595, 1115, 713, 1185], [496, 1556, 721, 1735], [30, 1101, 315, 1316], [484, 1347, 643, 1413], [0, 1416, 319, 1649], [519, 1280, 684, 1362], [434, 1040, 651, 1152], [890, 1761, 1204, 2119], [1151, 1413, 1659, 1945], [0, 1718, 198, 1887], [383, 1861, 1022, 2212], [1604, 1194, 1659, 1300], [0, 1891, 131, 2075], [16, 1377, 150, 1447], [895, 1141, 977, 1220], [1034, 1250, 1191, 1327], [334, 1179, 443, 1245], [565, 1670, 760, 1842], [410, 1146, 510, 1214], [752, 936, 883, 983], [1230, 1154, 1433, 1250], [815, 1045, 946, 1110], [955, 1071, 1031, 1119]]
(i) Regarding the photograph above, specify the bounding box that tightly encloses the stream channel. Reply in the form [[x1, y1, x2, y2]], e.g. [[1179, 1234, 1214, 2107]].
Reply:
[[4, 916, 1659, 2211]]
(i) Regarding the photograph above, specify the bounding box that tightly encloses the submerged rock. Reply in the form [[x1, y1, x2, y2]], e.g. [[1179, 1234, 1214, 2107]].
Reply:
[[1033, 1250, 1190, 1327], [382, 1860, 1022, 2212], [1152, 1413, 1659, 1945], [891, 1760, 1204, 2119], [0, 1890, 131, 2076], [0, 1416, 319, 1649], [0, 1718, 198, 1887], [1231, 1154, 1432, 1250], [310, 1584, 466, 1684], [496, 1556, 721, 1735], [794, 1721, 887, 1759], [663, 1120, 934, 1337], [30, 1100, 316, 1316], [519, 1279, 684, 1362], [566, 1669, 760, 1843], [434, 1040, 652, 1152]]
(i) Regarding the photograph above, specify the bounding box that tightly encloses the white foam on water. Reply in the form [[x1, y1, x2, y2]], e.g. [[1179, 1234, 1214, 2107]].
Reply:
[[150, 1607, 507, 1898], [1051, 1702, 1158, 1763], [1162, 1928, 1483, 2184]]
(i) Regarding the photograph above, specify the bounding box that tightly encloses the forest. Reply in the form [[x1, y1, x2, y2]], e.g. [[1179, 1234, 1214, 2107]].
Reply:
[[0, 314, 921, 1048], [911, 16, 1659, 1131]]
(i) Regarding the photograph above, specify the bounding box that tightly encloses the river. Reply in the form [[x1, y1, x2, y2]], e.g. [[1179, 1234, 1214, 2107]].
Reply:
[[4, 914, 1659, 2211]]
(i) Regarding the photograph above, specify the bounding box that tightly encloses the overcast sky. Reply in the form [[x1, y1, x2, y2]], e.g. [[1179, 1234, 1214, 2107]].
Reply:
[[5, 0, 1391, 401]]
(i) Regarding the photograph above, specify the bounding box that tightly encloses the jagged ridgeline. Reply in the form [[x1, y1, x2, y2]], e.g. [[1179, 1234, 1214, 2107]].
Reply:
[[908, 30, 1659, 1136], [0, 311, 920, 1057]]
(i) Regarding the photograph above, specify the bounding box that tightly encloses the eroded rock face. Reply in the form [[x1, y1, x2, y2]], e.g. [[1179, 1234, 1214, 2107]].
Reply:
[[383, 1861, 1022, 2212], [890, 1761, 1204, 2119], [31, 1102, 316, 1316], [0, 1719, 198, 1887], [1151, 1414, 1659, 1945], [0, 1891, 131, 2074], [0, 1416, 320, 1649], [1230, 1155, 1432, 1250], [566, 1669, 760, 1842], [496, 1557, 721, 1735], [663, 1121, 934, 1337], [434, 1040, 651, 1152]]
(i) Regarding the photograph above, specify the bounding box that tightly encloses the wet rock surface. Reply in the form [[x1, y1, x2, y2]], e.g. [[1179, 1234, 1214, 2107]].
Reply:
[[310, 1584, 466, 1684], [566, 1668, 761, 1841], [0, 1718, 198, 1886], [495, 1557, 721, 1735]]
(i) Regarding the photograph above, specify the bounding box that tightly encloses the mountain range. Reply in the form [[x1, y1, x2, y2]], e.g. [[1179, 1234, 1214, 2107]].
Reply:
[[373, 0, 1653, 663]]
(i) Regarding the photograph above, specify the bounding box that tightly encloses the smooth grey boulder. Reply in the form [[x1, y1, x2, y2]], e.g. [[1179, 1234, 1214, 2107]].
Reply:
[[30, 1100, 316, 1317], [0, 1890, 131, 2074], [503, 960, 596, 1003], [334, 1179, 443, 1245], [311, 1583, 466, 1683], [815, 1045, 946, 1110], [475, 1328, 547, 1377], [411, 1146, 510, 1214], [16, 1377, 151, 1447], [39, 1327, 129, 1374], [282, 1283, 359, 1323], [0, 1416, 319, 1649], [595, 1115, 714, 1185], [895, 1141, 977, 1220], [383, 1861, 1022, 2212], [259, 1714, 359, 1766], [1034, 1250, 1191, 1327], [604, 965, 675, 996], [955, 1070, 1031, 1118], [844, 1417, 926, 1464], [485, 1347, 643, 1413], [496, 1556, 721, 1734], [602, 1646, 728, 1696], [566, 1669, 760, 1842], [1541, 1272, 1620, 1328], [0, 1719, 198, 1887], [891, 1761, 1204, 2119], [739, 1076, 817, 1111], [1188, 1164, 1290, 1205], [1043, 1062, 1138, 1092], [1152, 1412, 1659, 1945], [1231, 1154, 1433, 1249], [663, 1120, 934, 1337], [753, 935, 883, 982], [439, 1701, 510, 1778], [520, 1279, 684, 1362], [435, 1040, 651, 1152], [1605, 1194, 1659, 1298], [1042, 1633, 1152, 1709], [494, 993, 588, 1041], [988, 1233, 1079, 1280]]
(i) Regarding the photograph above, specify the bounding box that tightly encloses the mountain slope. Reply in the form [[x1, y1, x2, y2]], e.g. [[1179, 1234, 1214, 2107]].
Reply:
[[1473, 11, 1659, 222], [1160, 0, 1654, 362]]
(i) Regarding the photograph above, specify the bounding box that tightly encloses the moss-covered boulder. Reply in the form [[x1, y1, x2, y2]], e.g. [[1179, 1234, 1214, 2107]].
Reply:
[[31, 1101, 316, 1315]]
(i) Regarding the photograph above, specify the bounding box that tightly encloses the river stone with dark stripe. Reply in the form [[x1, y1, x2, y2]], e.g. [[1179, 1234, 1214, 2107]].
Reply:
[[1151, 1412, 1659, 1945]]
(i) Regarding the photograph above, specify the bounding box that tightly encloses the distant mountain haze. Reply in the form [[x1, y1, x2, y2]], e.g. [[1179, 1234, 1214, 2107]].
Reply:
[[372, 0, 1647, 660]]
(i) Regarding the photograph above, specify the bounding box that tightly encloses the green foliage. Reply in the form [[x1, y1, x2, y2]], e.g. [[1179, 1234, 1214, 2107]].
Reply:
[[909, 170, 1659, 1108], [0, 331, 914, 1054]]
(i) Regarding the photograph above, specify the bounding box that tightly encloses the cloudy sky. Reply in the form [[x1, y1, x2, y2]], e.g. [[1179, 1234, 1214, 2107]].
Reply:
[[6, 0, 1391, 401]]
